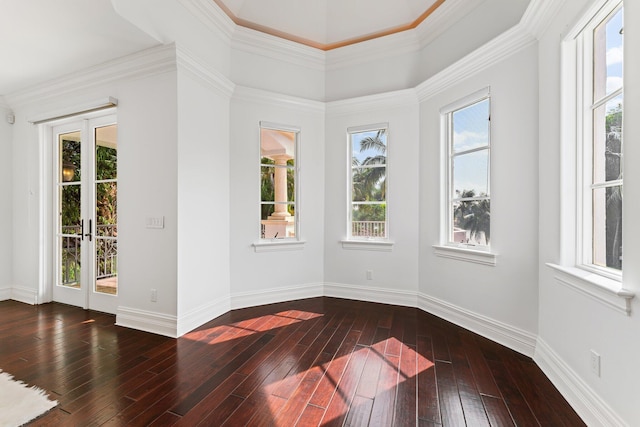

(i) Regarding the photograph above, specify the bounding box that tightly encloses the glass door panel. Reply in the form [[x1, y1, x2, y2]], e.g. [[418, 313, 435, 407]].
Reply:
[[58, 132, 83, 289], [94, 124, 118, 295], [52, 116, 118, 313]]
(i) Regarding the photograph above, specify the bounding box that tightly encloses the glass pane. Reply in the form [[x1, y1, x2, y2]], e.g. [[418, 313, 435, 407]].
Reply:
[[96, 182, 117, 236], [59, 132, 81, 183], [453, 150, 489, 198], [452, 199, 490, 245], [261, 203, 275, 221], [60, 185, 81, 232], [96, 237, 117, 295], [593, 95, 622, 184], [260, 204, 295, 238], [260, 127, 297, 239], [95, 125, 117, 180], [352, 203, 386, 238], [261, 165, 275, 203], [593, 7, 623, 100], [351, 129, 387, 167], [352, 167, 386, 202], [452, 99, 490, 153], [593, 186, 622, 270], [60, 236, 81, 288]]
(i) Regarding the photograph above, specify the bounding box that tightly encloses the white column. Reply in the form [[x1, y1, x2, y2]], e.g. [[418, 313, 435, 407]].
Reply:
[[270, 155, 291, 218]]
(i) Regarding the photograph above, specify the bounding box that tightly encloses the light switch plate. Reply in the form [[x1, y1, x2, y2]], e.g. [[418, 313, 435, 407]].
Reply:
[[146, 216, 164, 229]]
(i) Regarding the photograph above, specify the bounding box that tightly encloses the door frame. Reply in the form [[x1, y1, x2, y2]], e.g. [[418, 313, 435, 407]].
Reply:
[[39, 108, 118, 313]]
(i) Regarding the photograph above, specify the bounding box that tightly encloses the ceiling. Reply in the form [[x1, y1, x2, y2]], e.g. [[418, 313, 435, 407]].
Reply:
[[0, 0, 159, 96], [213, 0, 444, 50], [0, 0, 450, 98]]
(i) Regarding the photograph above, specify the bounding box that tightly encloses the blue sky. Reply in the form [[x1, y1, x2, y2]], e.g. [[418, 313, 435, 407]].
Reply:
[[351, 130, 386, 165], [452, 99, 490, 196], [605, 8, 623, 96]]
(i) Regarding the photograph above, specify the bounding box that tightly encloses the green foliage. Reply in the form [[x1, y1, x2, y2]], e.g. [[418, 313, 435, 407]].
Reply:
[[454, 189, 490, 244], [260, 157, 295, 219], [352, 129, 386, 203]]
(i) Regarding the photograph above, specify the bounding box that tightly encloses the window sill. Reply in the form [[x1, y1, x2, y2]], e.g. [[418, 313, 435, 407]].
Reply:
[[341, 239, 394, 252], [546, 263, 634, 315], [432, 245, 497, 266], [252, 240, 306, 253]]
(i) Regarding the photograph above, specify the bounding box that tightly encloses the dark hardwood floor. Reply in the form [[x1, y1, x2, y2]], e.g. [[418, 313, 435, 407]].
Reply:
[[0, 297, 585, 426]]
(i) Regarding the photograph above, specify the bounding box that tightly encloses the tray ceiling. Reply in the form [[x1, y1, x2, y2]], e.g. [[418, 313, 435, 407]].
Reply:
[[213, 0, 445, 50]]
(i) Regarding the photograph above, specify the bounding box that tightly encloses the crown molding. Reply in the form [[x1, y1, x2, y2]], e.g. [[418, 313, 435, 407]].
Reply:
[[413, 0, 474, 48], [520, 0, 568, 39], [177, 0, 235, 42], [232, 26, 326, 72], [176, 45, 235, 98], [327, 88, 418, 117], [5, 43, 176, 108], [232, 85, 325, 115], [326, 30, 421, 71], [416, 23, 535, 102]]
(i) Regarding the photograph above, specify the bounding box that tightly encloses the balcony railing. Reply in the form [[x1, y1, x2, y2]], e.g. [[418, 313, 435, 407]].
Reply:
[[60, 224, 117, 286], [351, 221, 386, 238]]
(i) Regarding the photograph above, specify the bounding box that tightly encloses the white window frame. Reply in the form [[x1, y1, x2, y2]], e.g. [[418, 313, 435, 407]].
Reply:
[[344, 123, 390, 248], [548, 0, 633, 315], [253, 121, 304, 252], [434, 88, 496, 266]]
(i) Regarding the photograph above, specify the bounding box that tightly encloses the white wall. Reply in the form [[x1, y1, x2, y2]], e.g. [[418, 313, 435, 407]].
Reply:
[[324, 91, 420, 305], [536, 0, 640, 424], [117, 70, 179, 320], [0, 102, 12, 297], [228, 87, 325, 308], [175, 66, 232, 335], [231, 32, 326, 102], [324, 0, 530, 102], [418, 45, 540, 353], [418, 0, 530, 80]]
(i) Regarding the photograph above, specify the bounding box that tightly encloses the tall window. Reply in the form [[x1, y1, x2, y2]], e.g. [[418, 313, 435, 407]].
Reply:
[[259, 122, 299, 239], [442, 89, 491, 247], [578, 0, 623, 272], [348, 124, 388, 239]]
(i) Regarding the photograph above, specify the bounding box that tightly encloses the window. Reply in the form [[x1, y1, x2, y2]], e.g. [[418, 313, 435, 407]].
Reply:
[[259, 122, 299, 240], [442, 89, 491, 248], [578, 0, 623, 274], [348, 124, 388, 240]]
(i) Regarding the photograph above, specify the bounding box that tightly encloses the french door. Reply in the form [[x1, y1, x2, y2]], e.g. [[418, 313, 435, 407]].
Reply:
[[53, 115, 118, 314]]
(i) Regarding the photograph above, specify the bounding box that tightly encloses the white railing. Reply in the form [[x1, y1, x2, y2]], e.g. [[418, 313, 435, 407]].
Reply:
[[352, 221, 386, 238]]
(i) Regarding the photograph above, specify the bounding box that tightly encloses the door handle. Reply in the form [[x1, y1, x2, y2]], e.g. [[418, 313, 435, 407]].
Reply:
[[85, 219, 92, 242], [80, 219, 84, 241]]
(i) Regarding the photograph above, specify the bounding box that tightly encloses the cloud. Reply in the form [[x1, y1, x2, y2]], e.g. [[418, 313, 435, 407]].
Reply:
[[607, 76, 623, 93], [454, 130, 488, 152], [607, 46, 623, 65]]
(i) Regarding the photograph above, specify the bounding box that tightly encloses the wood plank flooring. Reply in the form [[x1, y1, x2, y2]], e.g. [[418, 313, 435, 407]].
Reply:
[[0, 297, 585, 426]]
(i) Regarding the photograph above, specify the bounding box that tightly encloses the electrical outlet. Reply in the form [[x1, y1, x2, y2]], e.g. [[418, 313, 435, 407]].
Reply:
[[590, 350, 601, 377], [151, 289, 158, 302], [366, 270, 373, 280]]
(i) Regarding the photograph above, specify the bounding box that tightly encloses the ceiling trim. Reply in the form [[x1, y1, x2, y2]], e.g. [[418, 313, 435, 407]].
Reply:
[[5, 43, 176, 108], [211, 0, 446, 51]]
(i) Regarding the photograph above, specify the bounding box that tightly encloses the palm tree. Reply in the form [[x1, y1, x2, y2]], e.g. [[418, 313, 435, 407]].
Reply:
[[454, 189, 490, 244], [352, 129, 386, 201]]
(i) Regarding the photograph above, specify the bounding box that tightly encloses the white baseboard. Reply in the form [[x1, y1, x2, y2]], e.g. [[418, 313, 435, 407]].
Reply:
[[11, 286, 38, 305], [0, 287, 11, 301], [230, 283, 323, 310], [534, 339, 628, 427], [417, 292, 537, 357], [116, 306, 178, 338], [324, 282, 418, 308], [177, 295, 231, 337]]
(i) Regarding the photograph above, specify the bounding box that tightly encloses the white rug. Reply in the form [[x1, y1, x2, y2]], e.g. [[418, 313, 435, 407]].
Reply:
[[0, 370, 57, 427]]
